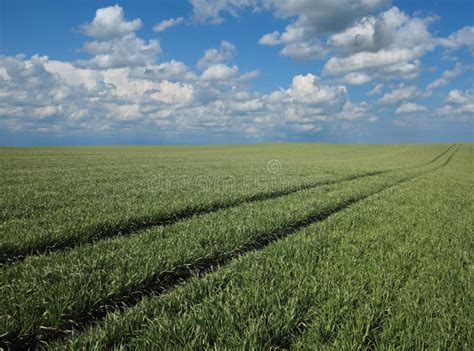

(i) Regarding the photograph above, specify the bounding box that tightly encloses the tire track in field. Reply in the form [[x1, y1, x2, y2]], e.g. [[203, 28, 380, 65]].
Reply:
[[1, 144, 455, 266], [426, 143, 456, 164], [1, 170, 385, 266], [269, 145, 460, 351], [357, 145, 460, 351], [4, 146, 459, 350]]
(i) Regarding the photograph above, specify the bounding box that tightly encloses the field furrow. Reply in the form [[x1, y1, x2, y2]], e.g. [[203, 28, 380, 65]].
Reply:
[[49, 145, 471, 351], [0, 169, 382, 265], [0, 144, 454, 264], [0, 146, 458, 348]]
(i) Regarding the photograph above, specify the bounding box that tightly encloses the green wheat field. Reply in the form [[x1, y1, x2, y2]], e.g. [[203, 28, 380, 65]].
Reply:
[[0, 143, 472, 349]]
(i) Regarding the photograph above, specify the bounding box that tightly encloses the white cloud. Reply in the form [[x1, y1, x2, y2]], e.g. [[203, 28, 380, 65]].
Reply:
[[256, 0, 388, 60], [265, 0, 388, 33], [0, 67, 11, 80], [439, 26, 474, 54], [201, 64, 239, 80], [260, 32, 327, 60], [324, 48, 422, 75], [443, 63, 467, 79], [4, 3, 473, 143], [0, 55, 108, 132], [328, 7, 424, 54], [191, 0, 387, 60], [101, 68, 161, 97], [190, 1, 471, 87], [189, 0, 258, 23], [446, 89, 470, 104], [0, 55, 362, 140], [76, 7, 161, 69], [436, 89, 474, 121], [130, 60, 197, 82], [285, 74, 346, 105], [189, 1, 470, 91], [323, 7, 435, 76], [427, 63, 467, 90], [238, 70, 260, 81], [80, 5, 142, 39], [43, 60, 99, 89], [78, 34, 161, 69], [153, 17, 185, 32], [337, 101, 372, 120], [197, 41, 237, 69], [427, 78, 448, 91], [258, 31, 281, 45], [378, 59, 421, 80], [341, 72, 372, 85], [367, 83, 384, 96], [328, 16, 377, 54], [379, 85, 419, 104], [279, 39, 327, 60], [34, 105, 60, 119], [114, 104, 142, 121], [395, 102, 427, 114], [150, 81, 194, 105], [190, 0, 388, 30], [367, 116, 378, 123], [228, 98, 264, 112]]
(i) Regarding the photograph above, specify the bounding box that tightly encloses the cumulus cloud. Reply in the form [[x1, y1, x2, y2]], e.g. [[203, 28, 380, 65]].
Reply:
[[260, 0, 387, 60], [0, 55, 105, 131], [258, 31, 281, 45], [337, 101, 373, 120], [190, 0, 388, 30], [439, 26, 474, 54], [153, 17, 185, 32], [367, 83, 384, 96], [379, 85, 419, 104], [78, 34, 161, 69], [327, 7, 430, 54], [279, 39, 327, 60], [44, 60, 102, 89], [76, 5, 161, 69], [284, 74, 346, 105], [427, 78, 447, 91], [436, 89, 474, 121], [256, 3, 440, 69], [80, 5, 142, 39], [341, 72, 372, 85], [190, 1, 470, 88], [427, 63, 470, 91], [323, 7, 436, 76], [260, 33, 327, 60], [395, 102, 427, 114], [150, 81, 194, 105], [190, 1, 472, 83], [191, 0, 386, 60], [445, 89, 471, 104], [129, 60, 197, 82], [197, 41, 237, 69], [0, 50, 355, 141], [201, 64, 239, 80], [377, 59, 422, 80], [266, 0, 388, 33], [189, 0, 258, 23], [0, 66, 11, 80], [4, 2, 472, 143], [325, 49, 415, 75]]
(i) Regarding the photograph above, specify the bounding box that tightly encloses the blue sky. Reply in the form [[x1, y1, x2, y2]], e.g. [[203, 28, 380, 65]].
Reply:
[[0, 0, 473, 146]]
